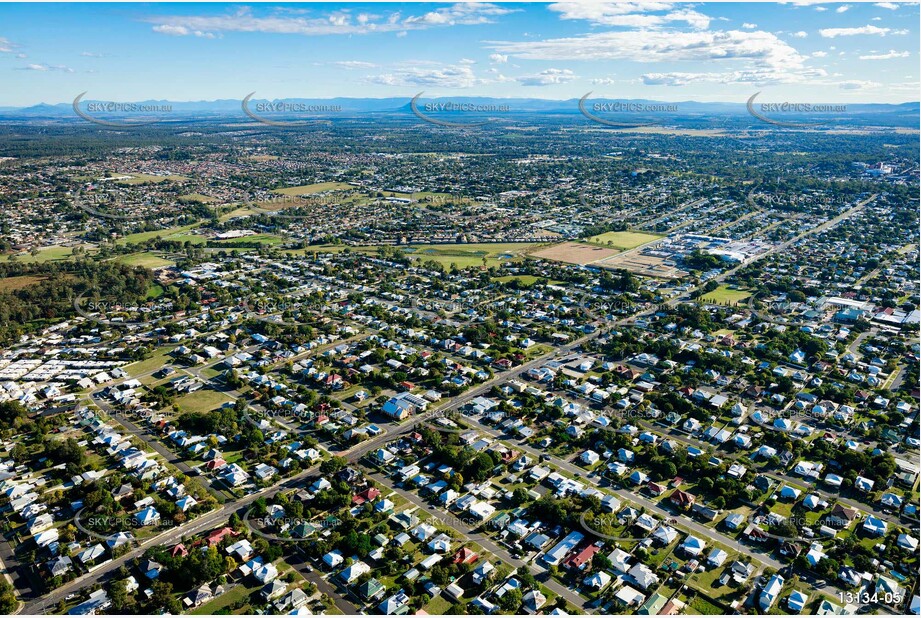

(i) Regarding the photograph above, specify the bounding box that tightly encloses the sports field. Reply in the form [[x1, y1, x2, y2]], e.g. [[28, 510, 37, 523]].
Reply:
[[299, 242, 545, 269], [586, 230, 663, 250], [113, 252, 175, 269], [698, 285, 752, 306], [273, 182, 353, 196]]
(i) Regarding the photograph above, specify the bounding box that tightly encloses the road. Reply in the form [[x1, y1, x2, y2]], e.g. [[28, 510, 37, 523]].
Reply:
[[19, 196, 878, 613], [368, 471, 595, 613], [17, 322, 605, 614]]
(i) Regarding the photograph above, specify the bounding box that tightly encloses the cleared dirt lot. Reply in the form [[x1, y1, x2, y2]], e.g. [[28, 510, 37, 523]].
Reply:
[[528, 242, 620, 264], [596, 252, 686, 278]]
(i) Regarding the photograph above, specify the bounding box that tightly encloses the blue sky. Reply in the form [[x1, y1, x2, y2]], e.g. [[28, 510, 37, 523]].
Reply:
[[0, 2, 918, 106]]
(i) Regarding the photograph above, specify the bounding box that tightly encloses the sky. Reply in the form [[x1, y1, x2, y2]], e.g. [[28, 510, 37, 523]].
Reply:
[[0, 1, 918, 106]]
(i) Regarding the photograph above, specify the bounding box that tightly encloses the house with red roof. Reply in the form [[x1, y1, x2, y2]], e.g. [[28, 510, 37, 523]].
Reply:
[[451, 547, 479, 565], [207, 527, 239, 547], [564, 543, 600, 570], [352, 487, 381, 506]]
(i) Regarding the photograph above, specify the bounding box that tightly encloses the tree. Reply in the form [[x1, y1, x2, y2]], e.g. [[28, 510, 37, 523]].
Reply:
[[109, 579, 134, 613], [499, 587, 522, 612]]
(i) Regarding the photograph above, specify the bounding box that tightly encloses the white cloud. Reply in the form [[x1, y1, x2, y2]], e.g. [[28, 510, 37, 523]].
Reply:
[[836, 5, 851, 12], [819, 25, 891, 37], [517, 68, 576, 86], [489, 29, 810, 76], [838, 79, 881, 89], [149, 4, 516, 37], [590, 77, 618, 85], [19, 63, 74, 72], [367, 64, 485, 88], [489, 53, 508, 64], [0, 37, 15, 53], [458, 58, 476, 65], [334, 61, 377, 69], [641, 67, 828, 86], [81, 52, 104, 58], [858, 49, 910, 59], [742, 22, 758, 29], [791, 31, 808, 38], [812, 51, 828, 57], [874, 2, 900, 9], [548, 2, 711, 29], [152, 24, 217, 38]]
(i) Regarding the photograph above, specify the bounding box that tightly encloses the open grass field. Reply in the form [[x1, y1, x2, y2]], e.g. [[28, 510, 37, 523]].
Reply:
[[212, 233, 285, 246], [586, 230, 664, 250], [529, 241, 620, 265], [294, 242, 545, 269], [115, 223, 204, 246], [175, 388, 234, 414], [493, 275, 561, 286], [113, 252, 175, 269], [191, 583, 255, 615], [699, 285, 753, 306], [407, 243, 542, 268], [178, 193, 217, 203], [106, 173, 189, 185], [0, 275, 46, 291], [13, 245, 92, 263], [273, 182, 353, 196]]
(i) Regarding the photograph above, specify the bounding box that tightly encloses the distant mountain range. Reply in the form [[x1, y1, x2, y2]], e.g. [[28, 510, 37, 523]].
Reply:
[[1, 96, 917, 126]]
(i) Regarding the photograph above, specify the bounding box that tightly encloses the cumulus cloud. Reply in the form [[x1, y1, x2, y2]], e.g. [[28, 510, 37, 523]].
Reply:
[[742, 22, 758, 29], [819, 25, 892, 37], [858, 49, 910, 59], [489, 53, 508, 63], [548, 2, 711, 29], [489, 29, 810, 77], [148, 4, 515, 37], [641, 66, 828, 86], [152, 24, 217, 38], [367, 64, 486, 88], [838, 79, 881, 89], [18, 63, 74, 72], [334, 61, 377, 69], [516, 68, 576, 86]]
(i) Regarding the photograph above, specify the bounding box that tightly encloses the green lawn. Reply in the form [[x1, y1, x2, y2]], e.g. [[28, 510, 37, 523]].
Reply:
[[586, 230, 663, 250], [293, 242, 547, 270], [175, 389, 235, 414], [699, 285, 753, 306], [107, 172, 189, 185], [13, 245, 92, 263], [115, 223, 204, 246], [273, 182, 354, 195], [191, 583, 255, 615], [179, 193, 218, 203], [113, 252, 175, 269], [493, 275, 561, 286]]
